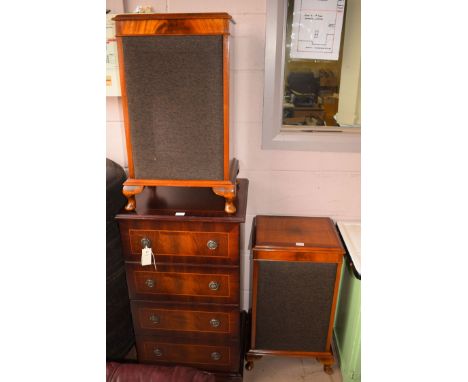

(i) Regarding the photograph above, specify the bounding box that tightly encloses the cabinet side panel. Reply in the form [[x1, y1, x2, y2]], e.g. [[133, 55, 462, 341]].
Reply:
[[255, 261, 337, 352], [122, 35, 224, 180]]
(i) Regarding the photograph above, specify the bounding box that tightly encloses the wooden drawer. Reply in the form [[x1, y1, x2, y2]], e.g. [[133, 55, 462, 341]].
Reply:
[[136, 336, 240, 373], [131, 301, 239, 338], [118, 220, 239, 265], [126, 263, 239, 304]]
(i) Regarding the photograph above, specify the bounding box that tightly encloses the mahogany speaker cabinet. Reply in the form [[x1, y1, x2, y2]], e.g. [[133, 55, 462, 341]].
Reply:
[[113, 13, 238, 214], [245, 216, 345, 374]]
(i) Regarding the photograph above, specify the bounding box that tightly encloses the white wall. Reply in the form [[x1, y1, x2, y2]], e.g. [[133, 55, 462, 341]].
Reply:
[[106, 0, 361, 309]]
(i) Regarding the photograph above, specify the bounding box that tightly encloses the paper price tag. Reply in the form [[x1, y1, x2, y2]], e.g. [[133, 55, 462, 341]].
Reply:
[[141, 247, 152, 266]]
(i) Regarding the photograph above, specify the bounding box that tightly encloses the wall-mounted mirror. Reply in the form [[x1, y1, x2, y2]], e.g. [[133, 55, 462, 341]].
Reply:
[[263, 0, 361, 152]]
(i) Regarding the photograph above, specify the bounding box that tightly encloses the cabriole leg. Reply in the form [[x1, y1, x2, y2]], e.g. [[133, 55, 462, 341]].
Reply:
[[122, 185, 144, 211], [212, 184, 237, 214]]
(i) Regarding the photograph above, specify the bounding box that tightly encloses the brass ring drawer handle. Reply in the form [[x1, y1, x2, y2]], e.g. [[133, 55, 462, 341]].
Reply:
[[149, 314, 160, 324], [208, 281, 220, 291], [211, 352, 222, 361], [207, 240, 218, 250], [210, 318, 221, 328], [153, 348, 163, 357], [145, 279, 155, 288]]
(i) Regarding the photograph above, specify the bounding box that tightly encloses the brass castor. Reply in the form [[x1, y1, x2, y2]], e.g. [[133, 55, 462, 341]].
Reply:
[[324, 365, 333, 375], [245, 361, 254, 371]]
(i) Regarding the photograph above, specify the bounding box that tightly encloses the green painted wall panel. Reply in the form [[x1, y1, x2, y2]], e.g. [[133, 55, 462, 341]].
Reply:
[[334, 260, 361, 382]]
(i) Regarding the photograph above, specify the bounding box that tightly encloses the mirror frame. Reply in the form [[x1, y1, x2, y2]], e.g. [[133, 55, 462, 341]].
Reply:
[[262, 0, 361, 152]]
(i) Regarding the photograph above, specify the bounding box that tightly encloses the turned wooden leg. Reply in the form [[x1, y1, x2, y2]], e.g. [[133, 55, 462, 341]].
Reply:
[[245, 353, 262, 371], [122, 185, 144, 211], [316, 356, 334, 375], [212, 184, 237, 214]]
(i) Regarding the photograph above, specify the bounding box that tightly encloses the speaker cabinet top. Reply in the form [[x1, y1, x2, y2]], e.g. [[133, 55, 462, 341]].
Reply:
[[114, 13, 238, 214], [113, 13, 234, 36], [253, 216, 345, 259]]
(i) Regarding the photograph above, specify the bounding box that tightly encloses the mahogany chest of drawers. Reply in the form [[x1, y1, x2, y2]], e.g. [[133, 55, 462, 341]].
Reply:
[[116, 179, 248, 381]]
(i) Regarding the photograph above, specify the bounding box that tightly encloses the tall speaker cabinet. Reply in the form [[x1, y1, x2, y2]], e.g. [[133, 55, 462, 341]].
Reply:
[[246, 216, 345, 374], [113, 13, 238, 213], [116, 179, 248, 382]]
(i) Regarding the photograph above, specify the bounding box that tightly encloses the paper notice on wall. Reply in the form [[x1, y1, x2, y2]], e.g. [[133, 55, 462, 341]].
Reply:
[[106, 14, 121, 96], [290, 0, 345, 60]]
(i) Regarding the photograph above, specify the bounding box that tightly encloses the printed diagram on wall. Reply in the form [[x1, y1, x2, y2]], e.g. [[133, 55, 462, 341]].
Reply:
[[290, 0, 345, 60], [107, 14, 121, 96]]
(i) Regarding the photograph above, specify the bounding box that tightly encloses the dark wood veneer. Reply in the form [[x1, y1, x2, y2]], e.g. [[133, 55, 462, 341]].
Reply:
[[246, 216, 345, 375], [113, 13, 238, 213], [117, 179, 248, 380]]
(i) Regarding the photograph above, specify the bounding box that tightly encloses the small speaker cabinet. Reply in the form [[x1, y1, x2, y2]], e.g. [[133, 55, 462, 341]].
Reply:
[[114, 13, 238, 213], [246, 216, 345, 374]]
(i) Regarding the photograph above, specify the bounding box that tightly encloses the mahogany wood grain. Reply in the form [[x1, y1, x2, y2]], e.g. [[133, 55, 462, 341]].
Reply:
[[254, 215, 344, 253], [113, 13, 238, 212], [125, 263, 239, 304], [223, 34, 230, 180], [253, 250, 342, 263], [247, 348, 333, 358], [325, 259, 343, 350], [136, 335, 240, 372], [247, 216, 345, 371], [124, 178, 234, 188], [249, 261, 259, 350], [115, 36, 135, 179], [116, 179, 248, 222], [116, 175, 247, 380], [113, 13, 233, 21], [131, 301, 240, 338], [113, 13, 233, 37], [119, 220, 239, 265]]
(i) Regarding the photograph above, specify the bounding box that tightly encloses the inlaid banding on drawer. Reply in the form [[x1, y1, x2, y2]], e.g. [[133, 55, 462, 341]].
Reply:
[[129, 229, 229, 257], [125, 263, 239, 303], [138, 308, 230, 333], [140, 340, 231, 366], [134, 271, 230, 297], [130, 301, 241, 338]]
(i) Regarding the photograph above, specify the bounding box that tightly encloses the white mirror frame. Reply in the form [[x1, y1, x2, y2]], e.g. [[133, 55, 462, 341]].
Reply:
[[262, 0, 361, 152]]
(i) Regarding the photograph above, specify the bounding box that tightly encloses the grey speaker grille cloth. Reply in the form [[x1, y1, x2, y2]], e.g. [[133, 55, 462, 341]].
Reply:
[[122, 35, 224, 180], [255, 261, 336, 352]]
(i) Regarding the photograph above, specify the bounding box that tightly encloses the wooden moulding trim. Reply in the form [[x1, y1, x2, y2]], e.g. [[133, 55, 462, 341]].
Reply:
[[223, 34, 230, 180], [115, 18, 230, 36], [123, 178, 235, 187], [325, 260, 344, 350], [116, 37, 135, 178], [252, 251, 343, 263], [250, 261, 259, 349], [113, 13, 233, 21], [253, 247, 344, 256], [248, 349, 333, 358]]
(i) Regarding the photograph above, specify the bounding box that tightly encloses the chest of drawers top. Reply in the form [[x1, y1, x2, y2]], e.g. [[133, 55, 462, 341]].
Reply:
[[115, 179, 248, 224]]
